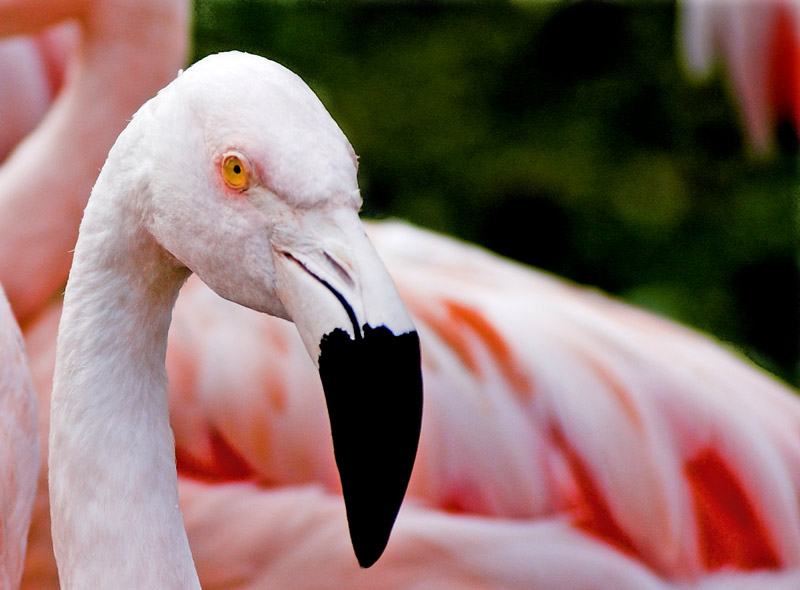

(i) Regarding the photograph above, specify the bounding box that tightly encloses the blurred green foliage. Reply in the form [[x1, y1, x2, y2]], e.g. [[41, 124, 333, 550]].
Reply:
[[193, 0, 799, 386]]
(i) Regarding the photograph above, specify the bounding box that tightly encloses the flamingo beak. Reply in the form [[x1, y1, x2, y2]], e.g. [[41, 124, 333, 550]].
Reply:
[[273, 211, 423, 568]]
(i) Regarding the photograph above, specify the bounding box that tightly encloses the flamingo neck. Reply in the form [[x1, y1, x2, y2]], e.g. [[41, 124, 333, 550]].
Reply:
[[49, 194, 197, 589]]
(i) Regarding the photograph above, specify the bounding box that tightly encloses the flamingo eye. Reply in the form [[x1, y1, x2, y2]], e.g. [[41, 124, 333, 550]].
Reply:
[[221, 153, 250, 191]]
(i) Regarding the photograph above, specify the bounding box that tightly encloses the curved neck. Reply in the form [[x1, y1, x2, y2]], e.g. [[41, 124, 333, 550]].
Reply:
[[49, 184, 196, 588]]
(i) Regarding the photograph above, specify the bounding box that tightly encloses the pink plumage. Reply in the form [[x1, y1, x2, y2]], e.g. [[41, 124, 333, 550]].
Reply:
[[168, 222, 800, 587]]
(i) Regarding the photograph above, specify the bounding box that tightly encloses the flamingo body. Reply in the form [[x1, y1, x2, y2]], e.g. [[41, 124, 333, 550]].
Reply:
[[164, 221, 800, 586]]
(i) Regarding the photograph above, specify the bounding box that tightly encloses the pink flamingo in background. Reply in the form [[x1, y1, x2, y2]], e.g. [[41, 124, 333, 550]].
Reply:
[[5, 1, 800, 588], [680, 0, 800, 151], [0, 0, 189, 325], [160, 220, 800, 589]]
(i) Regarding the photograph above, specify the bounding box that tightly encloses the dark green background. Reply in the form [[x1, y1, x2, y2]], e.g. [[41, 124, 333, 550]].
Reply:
[[193, 0, 799, 386]]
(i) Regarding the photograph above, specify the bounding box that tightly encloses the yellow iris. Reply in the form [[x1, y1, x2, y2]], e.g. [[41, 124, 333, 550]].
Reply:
[[221, 154, 250, 190]]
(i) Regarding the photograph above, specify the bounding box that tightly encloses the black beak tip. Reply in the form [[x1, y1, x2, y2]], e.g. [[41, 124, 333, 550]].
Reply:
[[352, 522, 391, 569], [318, 325, 423, 568]]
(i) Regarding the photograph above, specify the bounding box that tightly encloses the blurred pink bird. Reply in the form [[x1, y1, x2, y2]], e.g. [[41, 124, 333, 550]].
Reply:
[[4, 2, 800, 589], [0, 0, 189, 325], [680, 0, 800, 151], [176, 222, 800, 589]]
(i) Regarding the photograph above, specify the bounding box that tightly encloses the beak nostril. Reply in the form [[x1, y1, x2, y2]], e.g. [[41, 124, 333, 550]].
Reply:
[[324, 251, 355, 289]]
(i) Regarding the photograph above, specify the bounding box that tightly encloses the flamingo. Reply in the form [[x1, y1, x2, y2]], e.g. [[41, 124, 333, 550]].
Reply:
[[0, 287, 37, 589], [4, 2, 800, 588], [48, 50, 423, 587]]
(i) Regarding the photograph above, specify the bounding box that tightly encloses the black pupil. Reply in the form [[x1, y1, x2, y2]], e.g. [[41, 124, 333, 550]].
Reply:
[[233, 164, 242, 175]]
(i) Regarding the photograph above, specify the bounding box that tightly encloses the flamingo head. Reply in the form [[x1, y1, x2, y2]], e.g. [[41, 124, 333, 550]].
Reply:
[[116, 51, 422, 568]]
